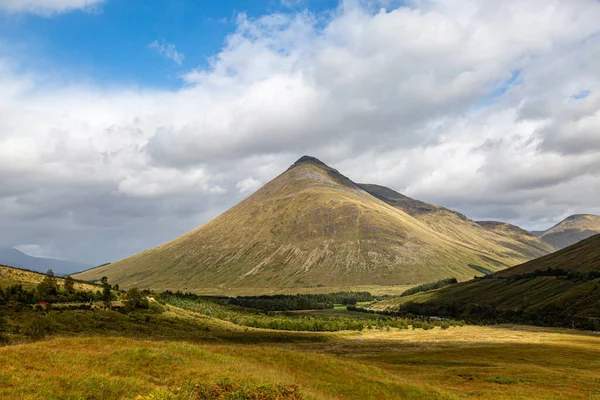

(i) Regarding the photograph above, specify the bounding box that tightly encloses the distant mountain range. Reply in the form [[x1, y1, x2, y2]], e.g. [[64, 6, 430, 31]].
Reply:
[[0, 246, 92, 276], [74, 156, 557, 292], [531, 214, 600, 249]]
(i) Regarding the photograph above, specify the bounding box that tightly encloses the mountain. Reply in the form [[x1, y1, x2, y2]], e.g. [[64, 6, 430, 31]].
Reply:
[[376, 234, 600, 328], [534, 214, 600, 249], [359, 184, 556, 260], [74, 156, 554, 293], [0, 247, 92, 276]]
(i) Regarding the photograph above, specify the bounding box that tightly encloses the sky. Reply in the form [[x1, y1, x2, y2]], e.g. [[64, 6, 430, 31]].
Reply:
[[1, 0, 600, 265]]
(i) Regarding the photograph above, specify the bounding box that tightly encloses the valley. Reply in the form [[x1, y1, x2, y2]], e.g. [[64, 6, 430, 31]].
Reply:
[[2, 283, 600, 399], [3, 158, 600, 399], [4, 1, 600, 398]]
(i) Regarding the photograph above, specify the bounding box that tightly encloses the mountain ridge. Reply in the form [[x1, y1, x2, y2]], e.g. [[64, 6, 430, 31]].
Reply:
[[0, 246, 92, 276], [74, 156, 554, 293], [534, 214, 600, 249]]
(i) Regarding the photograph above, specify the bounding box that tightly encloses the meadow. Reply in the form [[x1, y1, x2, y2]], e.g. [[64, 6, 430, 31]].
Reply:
[[2, 271, 600, 399], [2, 296, 600, 399], [1, 322, 599, 399]]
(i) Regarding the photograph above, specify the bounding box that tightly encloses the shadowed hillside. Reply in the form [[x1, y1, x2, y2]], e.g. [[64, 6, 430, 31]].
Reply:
[[535, 214, 600, 249], [375, 234, 600, 327], [75, 157, 554, 293]]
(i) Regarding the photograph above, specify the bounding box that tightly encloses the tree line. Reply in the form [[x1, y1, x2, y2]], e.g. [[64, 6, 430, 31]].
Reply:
[[158, 291, 464, 332], [0, 271, 149, 312], [400, 278, 458, 297], [225, 292, 374, 311], [0, 270, 107, 307], [477, 267, 600, 283]]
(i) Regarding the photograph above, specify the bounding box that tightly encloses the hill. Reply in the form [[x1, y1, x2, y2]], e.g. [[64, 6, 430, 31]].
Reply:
[[0, 264, 99, 291], [0, 246, 92, 276], [534, 214, 600, 249], [75, 156, 553, 293], [359, 184, 556, 260], [375, 234, 600, 328]]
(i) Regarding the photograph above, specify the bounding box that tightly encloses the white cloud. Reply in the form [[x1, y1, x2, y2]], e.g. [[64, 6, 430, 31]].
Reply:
[[2, 0, 600, 262], [280, 0, 304, 8], [236, 176, 262, 194], [148, 39, 185, 65], [0, 0, 105, 15]]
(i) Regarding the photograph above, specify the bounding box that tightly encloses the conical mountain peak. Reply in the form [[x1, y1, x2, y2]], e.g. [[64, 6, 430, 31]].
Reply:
[[285, 156, 358, 190], [74, 157, 555, 293], [291, 155, 327, 168]]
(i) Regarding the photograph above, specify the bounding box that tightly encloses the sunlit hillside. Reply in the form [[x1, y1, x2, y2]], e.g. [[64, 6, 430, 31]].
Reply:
[[0, 264, 99, 292], [75, 157, 554, 293]]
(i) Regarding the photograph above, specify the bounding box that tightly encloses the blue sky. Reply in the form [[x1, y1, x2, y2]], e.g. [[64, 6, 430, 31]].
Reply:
[[0, 0, 338, 88]]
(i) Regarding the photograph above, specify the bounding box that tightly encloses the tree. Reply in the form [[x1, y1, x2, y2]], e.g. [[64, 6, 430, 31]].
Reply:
[[101, 277, 112, 308], [44, 269, 58, 290], [342, 298, 358, 306], [64, 276, 75, 294], [125, 287, 149, 309], [36, 269, 59, 300]]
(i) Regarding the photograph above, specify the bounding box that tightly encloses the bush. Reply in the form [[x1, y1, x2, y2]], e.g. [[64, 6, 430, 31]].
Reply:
[[24, 318, 52, 340], [125, 287, 150, 310]]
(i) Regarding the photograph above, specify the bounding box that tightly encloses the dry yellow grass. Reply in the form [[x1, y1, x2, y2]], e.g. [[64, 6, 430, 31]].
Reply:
[[0, 265, 99, 291], [1, 324, 599, 399]]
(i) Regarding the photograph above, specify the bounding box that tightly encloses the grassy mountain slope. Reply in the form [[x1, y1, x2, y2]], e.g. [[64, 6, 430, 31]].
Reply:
[[536, 214, 600, 249], [75, 157, 552, 292], [0, 264, 99, 291], [359, 184, 555, 260], [475, 220, 557, 259], [375, 234, 600, 322]]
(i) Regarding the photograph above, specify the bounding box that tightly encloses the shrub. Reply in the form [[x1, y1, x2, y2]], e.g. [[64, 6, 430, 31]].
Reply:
[[24, 318, 52, 340], [125, 287, 150, 310]]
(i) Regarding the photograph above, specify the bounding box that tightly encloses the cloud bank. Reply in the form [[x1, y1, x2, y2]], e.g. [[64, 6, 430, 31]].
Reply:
[[1, 0, 600, 263]]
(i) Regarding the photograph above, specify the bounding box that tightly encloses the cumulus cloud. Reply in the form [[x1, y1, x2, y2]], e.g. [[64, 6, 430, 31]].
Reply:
[[2, 0, 600, 263], [236, 176, 262, 194], [148, 39, 185, 65], [0, 0, 105, 15]]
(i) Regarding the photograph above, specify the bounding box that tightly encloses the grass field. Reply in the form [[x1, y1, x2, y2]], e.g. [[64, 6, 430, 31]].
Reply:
[[1, 325, 599, 399], [0, 265, 99, 292], [290, 302, 376, 319], [1, 297, 600, 400]]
